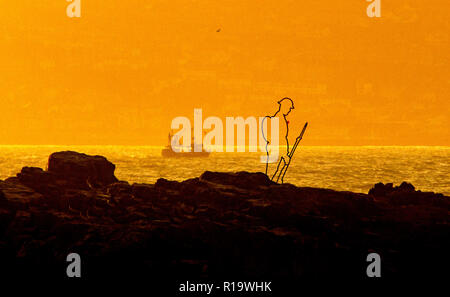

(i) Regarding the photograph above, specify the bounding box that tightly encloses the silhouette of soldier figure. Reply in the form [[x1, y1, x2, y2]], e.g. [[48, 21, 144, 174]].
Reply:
[[262, 97, 308, 184]]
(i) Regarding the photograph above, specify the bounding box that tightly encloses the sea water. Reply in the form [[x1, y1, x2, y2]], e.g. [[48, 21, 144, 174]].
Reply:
[[0, 145, 448, 195]]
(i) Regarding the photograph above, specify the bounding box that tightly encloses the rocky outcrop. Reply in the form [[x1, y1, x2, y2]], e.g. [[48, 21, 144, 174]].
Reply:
[[0, 151, 448, 283], [369, 181, 447, 206], [47, 151, 118, 188], [200, 171, 275, 187]]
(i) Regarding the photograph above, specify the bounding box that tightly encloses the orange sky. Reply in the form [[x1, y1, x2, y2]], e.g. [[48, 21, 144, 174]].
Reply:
[[0, 0, 449, 145]]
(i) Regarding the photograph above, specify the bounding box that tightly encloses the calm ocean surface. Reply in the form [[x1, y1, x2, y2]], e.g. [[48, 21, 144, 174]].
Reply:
[[0, 146, 448, 195]]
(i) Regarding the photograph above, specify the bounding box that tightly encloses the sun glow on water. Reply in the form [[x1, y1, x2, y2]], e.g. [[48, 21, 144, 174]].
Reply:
[[0, 145, 448, 195]]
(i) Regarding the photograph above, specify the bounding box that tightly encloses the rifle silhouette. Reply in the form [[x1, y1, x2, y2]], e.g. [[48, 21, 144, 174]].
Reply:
[[272, 122, 308, 183]]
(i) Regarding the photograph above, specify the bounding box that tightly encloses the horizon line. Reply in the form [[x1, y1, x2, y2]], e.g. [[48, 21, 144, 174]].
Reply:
[[0, 144, 448, 148]]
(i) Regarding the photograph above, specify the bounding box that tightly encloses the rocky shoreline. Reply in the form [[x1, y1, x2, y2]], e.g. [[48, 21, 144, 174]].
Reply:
[[0, 151, 448, 282]]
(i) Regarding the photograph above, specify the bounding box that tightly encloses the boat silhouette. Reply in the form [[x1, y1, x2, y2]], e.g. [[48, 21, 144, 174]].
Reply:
[[161, 132, 210, 158]]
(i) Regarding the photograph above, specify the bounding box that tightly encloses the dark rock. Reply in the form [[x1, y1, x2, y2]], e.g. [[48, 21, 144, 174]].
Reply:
[[0, 151, 448, 282], [17, 167, 55, 185], [398, 181, 415, 192], [0, 180, 44, 210], [0, 208, 14, 236], [368, 181, 444, 206], [107, 181, 132, 196], [6, 210, 33, 235], [368, 182, 393, 196], [48, 151, 118, 188], [16, 167, 60, 197], [200, 171, 275, 188], [132, 183, 157, 200], [155, 178, 181, 190], [369, 181, 416, 197], [113, 193, 136, 207], [65, 190, 91, 211]]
